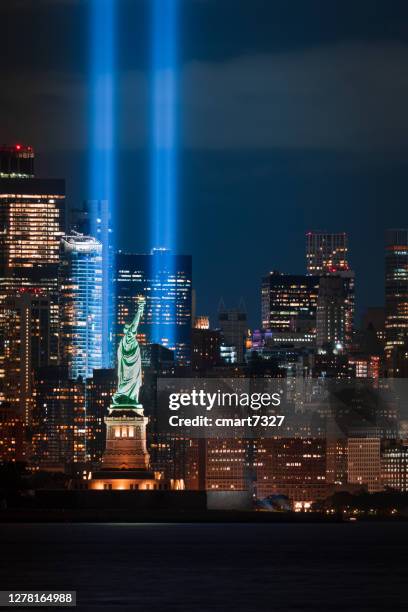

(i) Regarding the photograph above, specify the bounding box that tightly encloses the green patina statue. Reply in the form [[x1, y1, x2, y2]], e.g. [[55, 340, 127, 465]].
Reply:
[[112, 297, 145, 409]]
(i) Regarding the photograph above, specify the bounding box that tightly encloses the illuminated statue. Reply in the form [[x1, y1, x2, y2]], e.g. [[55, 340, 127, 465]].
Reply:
[[112, 298, 145, 408]]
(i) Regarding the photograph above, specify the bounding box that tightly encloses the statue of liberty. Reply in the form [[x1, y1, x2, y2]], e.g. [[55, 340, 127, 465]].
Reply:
[[112, 297, 145, 409]]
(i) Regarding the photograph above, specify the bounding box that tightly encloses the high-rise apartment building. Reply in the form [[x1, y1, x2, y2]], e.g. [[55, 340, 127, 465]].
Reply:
[[59, 233, 103, 380], [261, 272, 319, 335], [115, 249, 192, 364], [385, 229, 408, 376]]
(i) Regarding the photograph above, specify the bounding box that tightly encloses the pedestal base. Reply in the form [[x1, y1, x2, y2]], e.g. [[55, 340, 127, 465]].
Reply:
[[89, 469, 159, 491], [101, 406, 149, 470]]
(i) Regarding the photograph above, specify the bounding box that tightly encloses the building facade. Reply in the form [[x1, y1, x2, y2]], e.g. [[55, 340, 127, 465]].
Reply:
[[347, 437, 382, 493], [381, 444, 408, 492]]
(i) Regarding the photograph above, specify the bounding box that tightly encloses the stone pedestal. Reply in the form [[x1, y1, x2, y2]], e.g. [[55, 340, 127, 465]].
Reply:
[[89, 404, 170, 490], [101, 406, 149, 470]]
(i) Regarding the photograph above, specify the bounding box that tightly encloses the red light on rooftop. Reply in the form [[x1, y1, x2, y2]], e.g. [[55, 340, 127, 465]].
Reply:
[[15, 144, 21, 150]]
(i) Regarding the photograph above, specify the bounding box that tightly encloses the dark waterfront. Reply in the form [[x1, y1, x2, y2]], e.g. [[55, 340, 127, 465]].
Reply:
[[0, 523, 407, 611]]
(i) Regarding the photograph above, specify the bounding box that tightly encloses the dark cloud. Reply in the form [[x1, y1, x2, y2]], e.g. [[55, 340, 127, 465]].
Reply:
[[5, 40, 408, 155], [182, 42, 408, 152]]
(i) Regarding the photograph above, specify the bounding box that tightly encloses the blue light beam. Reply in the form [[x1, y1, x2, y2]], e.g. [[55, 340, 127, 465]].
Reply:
[[150, 0, 179, 350], [89, 0, 116, 367], [151, 0, 179, 253]]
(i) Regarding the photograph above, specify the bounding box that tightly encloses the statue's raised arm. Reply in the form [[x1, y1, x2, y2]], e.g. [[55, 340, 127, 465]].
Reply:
[[129, 299, 145, 335]]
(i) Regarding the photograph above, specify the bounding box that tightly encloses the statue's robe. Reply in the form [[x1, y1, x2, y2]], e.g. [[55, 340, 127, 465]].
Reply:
[[112, 329, 141, 406]]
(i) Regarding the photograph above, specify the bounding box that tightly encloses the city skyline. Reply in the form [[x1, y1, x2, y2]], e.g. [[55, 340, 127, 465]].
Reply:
[[1, 0, 408, 511], [0, 142, 403, 334]]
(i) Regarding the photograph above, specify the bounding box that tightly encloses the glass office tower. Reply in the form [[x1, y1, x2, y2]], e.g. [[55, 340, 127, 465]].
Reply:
[[115, 248, 192, 364], [59, 233, 103, 379]]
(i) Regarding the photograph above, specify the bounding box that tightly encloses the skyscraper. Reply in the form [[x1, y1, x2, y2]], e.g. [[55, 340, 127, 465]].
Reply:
[[0, 145, 65, 397], [115, 249, 192, 364], [0, 179, 65, 294], [385, 229, 408, 376], [316, 276, 349, 350], [261, 272, 319, 335], [3, 290, 52, 429], [59, 233, 103, 380], [88, 199, 114, 368], [306, 232, 354, 349], [218, 301, 247, 364], [70, 199, 114, 368], [306, 232, 349, 274]]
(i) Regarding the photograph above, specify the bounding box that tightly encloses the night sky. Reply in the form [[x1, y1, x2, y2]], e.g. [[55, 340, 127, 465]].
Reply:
[[2, 0, 408, 326]]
